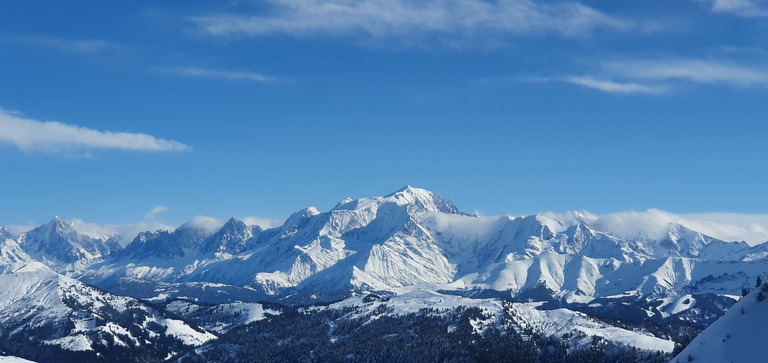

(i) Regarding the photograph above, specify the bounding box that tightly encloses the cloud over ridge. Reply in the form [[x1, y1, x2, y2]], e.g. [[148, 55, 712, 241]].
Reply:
[[542, 209, 768, 245]]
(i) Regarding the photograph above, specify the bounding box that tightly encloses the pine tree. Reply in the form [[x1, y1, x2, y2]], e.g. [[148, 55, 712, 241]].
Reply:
[[756, 276, 762, 288]]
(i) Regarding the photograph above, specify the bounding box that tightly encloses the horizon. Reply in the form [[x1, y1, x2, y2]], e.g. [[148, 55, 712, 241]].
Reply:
[[5, 185, 768, 246]]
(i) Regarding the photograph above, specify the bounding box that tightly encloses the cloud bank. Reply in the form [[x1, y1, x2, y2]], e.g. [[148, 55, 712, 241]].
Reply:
[[182, 215, 285, 231], [542, 209, 768, 245], [0, 109, 191, 153], [68, 219, 175, 247], [241, 216, 285, 229]]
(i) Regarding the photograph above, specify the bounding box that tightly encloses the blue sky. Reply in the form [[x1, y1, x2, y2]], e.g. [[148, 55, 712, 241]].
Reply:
[[1, 0, 768, 233]]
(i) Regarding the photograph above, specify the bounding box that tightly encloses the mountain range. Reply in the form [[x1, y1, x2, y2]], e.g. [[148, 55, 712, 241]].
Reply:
[[1, 186, 764, 361]]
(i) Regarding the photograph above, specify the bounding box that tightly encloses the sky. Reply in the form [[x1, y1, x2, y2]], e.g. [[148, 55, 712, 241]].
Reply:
[[1, 0, 768, 238]]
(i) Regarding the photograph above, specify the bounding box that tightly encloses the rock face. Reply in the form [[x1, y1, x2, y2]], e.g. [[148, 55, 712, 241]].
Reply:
[[17, 217, 121, 273]]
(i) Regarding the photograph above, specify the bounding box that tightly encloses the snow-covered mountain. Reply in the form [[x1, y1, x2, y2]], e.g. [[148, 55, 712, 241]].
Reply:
[[1, 186, 766, 361], [0, 269, 214, 361], [16, 217, 120, 274], [672, 282, 768, 362], [0, 227, 13, 241], [62, 186, 765, 312]]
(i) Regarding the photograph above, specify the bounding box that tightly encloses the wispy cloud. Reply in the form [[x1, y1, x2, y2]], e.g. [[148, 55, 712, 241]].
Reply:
[[158, 67, 283, 83], [703, 0, 768, 17], [182, 215, 285, 231], [543, 209, 768, 245], [68, 218, 174, 246], [189, 0, 630, 43], [2, 35, 132, 55], [602, 58, 768, 86], [242, 216, 284, 229], [486, 75, 667, 95], [489, 57, 768, 95], [4, 222, 37, 237], [144, 206, 170, 221], [562, 76, 668, 94], [0, 108, 191, 153]]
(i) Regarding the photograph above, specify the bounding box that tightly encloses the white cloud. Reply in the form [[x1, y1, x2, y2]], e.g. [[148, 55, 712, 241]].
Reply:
[[2, 35, 132, 55], [241, 216, 284, 229], [510, 58, 768, 95], [491, 75, 667, 95], [182, 215, 285, 231], [181, 215, 227, 232], [161, 67, 283, 83], [67, 218, 174, 247], [705, 0, 768, 17], [4, 223, 37, 236], [678, 213, 768, 244], [0, 108, 191, 153], [546, 209, 768, 245], [563, 76, 668, 94], [602, 58, 768, 86], [144, 206, 170, 221], [190, 0, 629, 41]]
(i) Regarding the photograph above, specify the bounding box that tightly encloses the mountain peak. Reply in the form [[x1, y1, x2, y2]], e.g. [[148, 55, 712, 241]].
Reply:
[[335, 197, 354, 208], [0, 227, 12, 240], [43, 216, 73, 235], [384, 186, 463, 215], [50, 215, 64, 224], [385, 185, 423, 197], [283, 207, 321, 228], [221, 217, 246, 230]]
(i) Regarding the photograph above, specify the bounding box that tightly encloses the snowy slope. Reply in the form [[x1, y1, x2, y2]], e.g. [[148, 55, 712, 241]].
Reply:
[[673, 285, 768, 362], [325, 289, 674, 353], [0, 357, 35, 363], [0, 269, 214, 360], [164, 300, 282, 333], [0, 238, 48, 274]]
